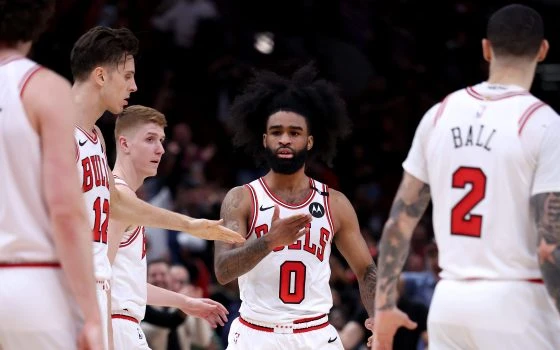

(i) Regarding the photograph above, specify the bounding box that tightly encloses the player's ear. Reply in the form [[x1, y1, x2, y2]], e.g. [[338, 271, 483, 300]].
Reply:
[[118, 135, 130, 153], [537, 39, 549, 62], [307, 135, 313, 151], [93, 66, 105, 86], [263, 133, 267, 148], [482, 39, 492, 62]]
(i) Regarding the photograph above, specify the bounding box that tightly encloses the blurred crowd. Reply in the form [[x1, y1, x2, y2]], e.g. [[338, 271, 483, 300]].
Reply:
[[31, 0, 560, 349]]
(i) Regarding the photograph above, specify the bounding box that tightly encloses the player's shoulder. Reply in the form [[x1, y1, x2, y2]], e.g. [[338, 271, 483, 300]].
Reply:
[[22, 68, 71, 101], [518, 97, 559, 135], [222, 185, 252, 211], [418, 88, 465, 124], [326, 188, 352, 210]]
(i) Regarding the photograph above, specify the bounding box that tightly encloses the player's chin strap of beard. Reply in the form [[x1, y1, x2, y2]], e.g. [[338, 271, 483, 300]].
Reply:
[[310, 185, 329, 197]]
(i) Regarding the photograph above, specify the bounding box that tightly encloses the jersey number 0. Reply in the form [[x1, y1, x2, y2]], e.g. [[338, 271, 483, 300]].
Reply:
[[451, 167, 487, 238]]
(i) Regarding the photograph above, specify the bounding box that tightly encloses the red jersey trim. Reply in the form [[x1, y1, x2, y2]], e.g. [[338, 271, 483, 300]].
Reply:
[[466, 86, 529, 101], [259, 177, 315, 209], [433, 95, 450, 126], [518, 101, 547, 136], [111, 314, 140, 323], [19, 65, 43, 97], [76, 126, 99, 144], [322, 184, 334, 235], [120, 226, 142, 247], [245, 184, 258, 238], [0, 262, 60, 268], [75, 140, 80, 162]]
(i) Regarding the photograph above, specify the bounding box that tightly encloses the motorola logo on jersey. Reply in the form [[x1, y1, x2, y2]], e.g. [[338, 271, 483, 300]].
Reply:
[[309, 203, 325, 218]]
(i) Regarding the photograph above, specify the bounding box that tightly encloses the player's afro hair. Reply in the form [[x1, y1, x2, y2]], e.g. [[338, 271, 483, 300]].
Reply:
[[228, 63, 352, 167]]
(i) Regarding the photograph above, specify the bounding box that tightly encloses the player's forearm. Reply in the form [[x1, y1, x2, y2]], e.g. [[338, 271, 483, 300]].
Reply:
[[531, 192, 560, 312], [52, 212, 100, 322], [376, 179, 430, 311], [357, 263, 377, 317], [111, 187, 191, 232], [147, 283, 188, 309], [214, 238, 272, 285], [375, 219, 413, 311]]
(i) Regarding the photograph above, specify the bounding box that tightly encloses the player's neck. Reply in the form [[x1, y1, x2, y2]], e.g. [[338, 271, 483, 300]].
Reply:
[[264, 167, 309, 193], [0, 42, 31, 58], [113, 159, 146, 191], [72, 81, 107, 132], [487, 59, 536, 90]]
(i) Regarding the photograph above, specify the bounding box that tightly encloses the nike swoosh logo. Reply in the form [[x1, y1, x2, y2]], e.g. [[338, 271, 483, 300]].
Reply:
[[259, 205, 274, 211], [328, 336, 338, 343], [78, 140, 87, 146]]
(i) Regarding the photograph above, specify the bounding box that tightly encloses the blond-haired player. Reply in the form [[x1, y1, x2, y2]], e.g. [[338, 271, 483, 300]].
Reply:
[[107, 105, 228, 349]]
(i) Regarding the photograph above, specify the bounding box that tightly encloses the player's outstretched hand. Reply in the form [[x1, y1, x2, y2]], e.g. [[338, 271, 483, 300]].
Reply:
[[181, 296, 229, 328], [265, 205, 312, 248], [370, 308, 417, 350], [187, 218, 245, 244], [77, 319, 104, 350]]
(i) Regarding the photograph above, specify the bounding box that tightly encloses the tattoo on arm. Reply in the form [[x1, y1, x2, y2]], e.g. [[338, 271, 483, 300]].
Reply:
[[532, 192, 560, 312], [376, 181, 431, 311], [214, 187, 271, 285], [358, 263, 377, 317]]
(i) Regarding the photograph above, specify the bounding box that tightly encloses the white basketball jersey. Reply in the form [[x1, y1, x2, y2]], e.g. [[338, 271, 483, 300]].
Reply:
[[238, 177, 335, 323], [403, 82, 560, 280], [75, 127, 111, 280], [0, 56, 56, 262], [111, 177, 148, 321]]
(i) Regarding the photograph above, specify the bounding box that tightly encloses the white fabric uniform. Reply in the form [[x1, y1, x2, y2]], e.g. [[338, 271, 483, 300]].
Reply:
[[75, 126, 112, 349], [111, 176, 150, 350], [0, 56, 80, 349], [228, 177, 343, 350], [403, 82, 560, 349]]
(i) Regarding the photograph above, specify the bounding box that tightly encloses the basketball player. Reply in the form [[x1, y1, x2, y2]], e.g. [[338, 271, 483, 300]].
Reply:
[[372, 4, 560, 350], [0, 1, 102, 349], [214, 64, 377, 350], [70, 26, 243, 349], [107, 105, 229, 349]]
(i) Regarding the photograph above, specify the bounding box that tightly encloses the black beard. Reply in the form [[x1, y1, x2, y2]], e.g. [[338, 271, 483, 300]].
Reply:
[[264, 147, 307, 174]]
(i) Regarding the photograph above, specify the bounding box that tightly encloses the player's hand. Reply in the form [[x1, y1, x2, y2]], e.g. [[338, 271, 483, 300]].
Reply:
[[364, 317, 375, 348], [186, 218, 245, 244], [77, 319, 104, 350], [370, 308, 417, 350], [264, 205, 312, 248], [181, 296, 229, 328]]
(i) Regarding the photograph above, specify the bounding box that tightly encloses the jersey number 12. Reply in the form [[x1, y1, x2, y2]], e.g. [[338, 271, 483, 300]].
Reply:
[[93, 197, 109, 244], [451, 167, 486, 238]]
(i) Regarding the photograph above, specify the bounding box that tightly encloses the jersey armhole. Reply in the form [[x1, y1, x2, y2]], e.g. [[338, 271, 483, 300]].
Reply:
[[19, 65, 43, 97], [245, 184, 258, 238], [323, 184, 335, 236]]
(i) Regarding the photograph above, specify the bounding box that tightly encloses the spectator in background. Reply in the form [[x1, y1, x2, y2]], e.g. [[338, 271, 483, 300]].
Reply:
[[142, 260, 187, 350], [169, 265, 215, 349], [401, 242, 440, 309]]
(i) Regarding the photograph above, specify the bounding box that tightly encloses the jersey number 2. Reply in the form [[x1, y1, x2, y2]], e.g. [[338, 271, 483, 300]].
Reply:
[[93, 197, 109, 244], [451, 167, 486, 238], [279, 261, 306, 304]]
